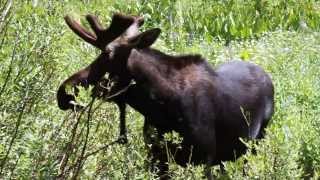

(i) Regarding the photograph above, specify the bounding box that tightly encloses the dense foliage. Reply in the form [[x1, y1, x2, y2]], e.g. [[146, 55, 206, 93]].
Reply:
[[0, 0, 320, 179]]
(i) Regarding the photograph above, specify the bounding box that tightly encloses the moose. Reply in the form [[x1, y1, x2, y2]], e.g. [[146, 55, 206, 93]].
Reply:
[[57, 13, 274, 179]]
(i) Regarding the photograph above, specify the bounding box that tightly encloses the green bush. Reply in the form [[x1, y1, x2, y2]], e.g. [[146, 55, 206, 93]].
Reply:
[[0, 0, 319, 179]]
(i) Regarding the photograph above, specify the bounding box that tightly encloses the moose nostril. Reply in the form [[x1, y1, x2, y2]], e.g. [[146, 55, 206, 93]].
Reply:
[[69, 100, 84, 111], [69, 100, 78, 106]]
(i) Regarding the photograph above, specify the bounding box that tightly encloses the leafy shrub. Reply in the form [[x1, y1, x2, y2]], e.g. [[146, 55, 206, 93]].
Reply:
[[0, 0, 319, 179]]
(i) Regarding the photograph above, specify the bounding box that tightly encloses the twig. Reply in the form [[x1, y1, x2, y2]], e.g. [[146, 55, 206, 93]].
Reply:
[[0, 65, 42, 173], [71, 98, 95, 179], [59, 79, 131, 178], [0, 33, 19, 98], [0, 14, 11, 49], [100, 81, 133, 101], [83, 139, 122, 159], [57, 104, 89, 178], [8, 152, 20, 179], [0, 0, 12, 31], [0, 92, 28, 174], [63, 136, 125, 177]]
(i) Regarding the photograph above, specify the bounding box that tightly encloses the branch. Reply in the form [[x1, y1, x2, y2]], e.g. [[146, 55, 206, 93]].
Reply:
[[71, 98, 95, 179], [0, 32, 19, 98], [83, 137, 124, 159], [0, 0, 12, 31], [57, 104, 89, 178], [0, 92, 27, 174]]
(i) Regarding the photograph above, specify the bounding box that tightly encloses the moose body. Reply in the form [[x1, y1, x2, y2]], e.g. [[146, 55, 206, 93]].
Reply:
[[57, 13, 274, 179], [117, 48, 274, 169]]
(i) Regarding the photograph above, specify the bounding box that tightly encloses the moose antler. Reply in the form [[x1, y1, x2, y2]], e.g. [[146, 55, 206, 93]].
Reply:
[[64, 16, 97, 46], [64, 13, 144, 50]]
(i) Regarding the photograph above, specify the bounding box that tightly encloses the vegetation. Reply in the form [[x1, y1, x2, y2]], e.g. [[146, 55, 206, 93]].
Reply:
[[0, 0, 320, 179]]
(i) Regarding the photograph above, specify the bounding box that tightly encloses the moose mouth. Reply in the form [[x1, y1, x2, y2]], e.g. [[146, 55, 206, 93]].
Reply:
[[57, 84, 83, 110], [57, 72, 133, 111]]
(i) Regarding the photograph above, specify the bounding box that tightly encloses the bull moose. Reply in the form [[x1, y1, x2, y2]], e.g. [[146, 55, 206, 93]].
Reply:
[[57, 13, 274, 179]]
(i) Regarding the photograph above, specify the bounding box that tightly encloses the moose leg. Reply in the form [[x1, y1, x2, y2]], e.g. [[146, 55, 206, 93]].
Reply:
[[151, 143, 169, 179], [190, 120, 216, 179], [116, 101, 128, 144], [219, 162, 226, 174], [143, 119, 169, 179], [248, 111, 264, 140], [187, 102, 216, 179], [205, 155, 214, 180], [249, 98, 273, 139]]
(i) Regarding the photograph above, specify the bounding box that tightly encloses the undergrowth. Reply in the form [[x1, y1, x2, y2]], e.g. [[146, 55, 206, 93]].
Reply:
[[0, 0, 319, 179]]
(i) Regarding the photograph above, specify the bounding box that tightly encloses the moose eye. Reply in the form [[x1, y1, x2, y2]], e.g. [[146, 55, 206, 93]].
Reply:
[[102, 45, 114, 59], [104, 47, 111, 54]]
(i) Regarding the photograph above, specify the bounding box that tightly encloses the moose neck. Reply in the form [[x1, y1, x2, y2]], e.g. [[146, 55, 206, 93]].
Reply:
[[127, 48, 215, 101]]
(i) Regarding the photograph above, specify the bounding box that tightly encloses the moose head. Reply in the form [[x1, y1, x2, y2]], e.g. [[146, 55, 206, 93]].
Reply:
[[57, 13, 160, 110]]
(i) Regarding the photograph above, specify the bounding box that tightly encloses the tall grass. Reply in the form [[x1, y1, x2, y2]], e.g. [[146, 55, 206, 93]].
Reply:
[[113, 0, 320, 42], [0, 0, 320, 179]]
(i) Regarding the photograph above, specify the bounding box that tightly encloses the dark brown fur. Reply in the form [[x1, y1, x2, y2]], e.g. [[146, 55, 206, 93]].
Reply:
[[57, 14, 274, 179]]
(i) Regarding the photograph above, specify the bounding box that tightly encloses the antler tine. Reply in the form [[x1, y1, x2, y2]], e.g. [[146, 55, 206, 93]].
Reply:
[[86, 14, 104, 36], [104, 13, 145, 39], [64, 15, 98, 47], [135, 16, 144, 27], [107, 13, 136, 35], [65, 13, 145, 50], [93, 13, 140, 49]]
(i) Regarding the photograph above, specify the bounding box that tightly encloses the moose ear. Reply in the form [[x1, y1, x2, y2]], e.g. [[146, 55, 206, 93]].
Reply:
[[129, 28, 161, 49]]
